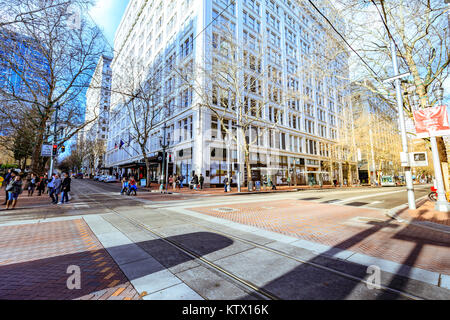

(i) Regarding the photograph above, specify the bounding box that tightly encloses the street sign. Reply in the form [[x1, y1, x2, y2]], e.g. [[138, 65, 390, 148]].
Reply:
[[409, 152, 428, 167], [41, 144, 53, 157]]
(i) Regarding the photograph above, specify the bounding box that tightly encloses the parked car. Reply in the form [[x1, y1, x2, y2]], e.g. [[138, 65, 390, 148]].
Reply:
[[98, 175, 107, 182], [76, 173, 84, 179], [93, 175, 100, 181], [104, 176, 118, 183]]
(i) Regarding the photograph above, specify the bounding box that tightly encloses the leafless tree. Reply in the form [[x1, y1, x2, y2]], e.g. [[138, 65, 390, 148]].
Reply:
[[0, 0, 105, 174], [193, 24, 280, 189], [111, 58, 165, 187]]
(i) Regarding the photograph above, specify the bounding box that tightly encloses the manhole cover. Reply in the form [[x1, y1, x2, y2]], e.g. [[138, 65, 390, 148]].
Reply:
[[213, 207, 237, 213]]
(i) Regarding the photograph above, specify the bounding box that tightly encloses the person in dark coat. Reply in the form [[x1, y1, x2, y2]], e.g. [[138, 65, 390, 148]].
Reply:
[[5, 175, 22, 210], [192, 174, 199, 190], [60, 173, 71, 204], [199, 174, 205, 190]]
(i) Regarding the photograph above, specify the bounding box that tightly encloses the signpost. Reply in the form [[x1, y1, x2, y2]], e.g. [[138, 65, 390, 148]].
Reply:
[[409, 152, 428, 167], [41, 144, 53, 157]]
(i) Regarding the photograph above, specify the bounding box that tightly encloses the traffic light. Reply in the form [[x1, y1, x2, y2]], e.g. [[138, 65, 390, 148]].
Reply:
[[52, 144, 58, 156], [61, 145, 65, 153]]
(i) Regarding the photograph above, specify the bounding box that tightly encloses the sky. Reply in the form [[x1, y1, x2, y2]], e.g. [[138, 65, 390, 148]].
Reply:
[[88, 0, 130, 48]]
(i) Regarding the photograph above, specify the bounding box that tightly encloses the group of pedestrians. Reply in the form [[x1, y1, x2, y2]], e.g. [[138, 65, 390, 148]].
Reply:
[[1, 169, 72, 210], [47, 173, 71, 204], [120, 176, 137, 196]]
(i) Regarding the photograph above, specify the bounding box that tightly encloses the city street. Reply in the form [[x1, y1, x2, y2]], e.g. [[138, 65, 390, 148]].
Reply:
[[0, 179, 449, 300]]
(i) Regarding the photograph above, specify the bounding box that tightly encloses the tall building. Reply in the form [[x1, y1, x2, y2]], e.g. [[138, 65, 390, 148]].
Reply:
[[351, 81, 402, 184], [82, 55, 112, 174], [106, 0, 355, 186]]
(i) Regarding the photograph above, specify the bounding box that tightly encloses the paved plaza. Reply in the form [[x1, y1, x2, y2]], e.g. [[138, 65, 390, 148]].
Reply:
[[0, 179, 448, 300]]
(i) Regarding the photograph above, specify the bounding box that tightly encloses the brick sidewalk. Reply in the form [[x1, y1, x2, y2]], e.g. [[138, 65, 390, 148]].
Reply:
[[0, 219, 141, 300], [188, 200, 450, 275], [0, 187, 53, 209], [396, 200, 450, 226]]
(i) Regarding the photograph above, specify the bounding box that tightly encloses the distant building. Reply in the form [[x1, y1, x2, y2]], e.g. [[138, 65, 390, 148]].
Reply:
[[81, 55, 112, 175], [351, 81, 402, 184], [0, 29, 49, 100]]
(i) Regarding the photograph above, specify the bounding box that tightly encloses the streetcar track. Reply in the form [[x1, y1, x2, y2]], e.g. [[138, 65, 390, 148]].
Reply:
[[78, 183, 424, 300]]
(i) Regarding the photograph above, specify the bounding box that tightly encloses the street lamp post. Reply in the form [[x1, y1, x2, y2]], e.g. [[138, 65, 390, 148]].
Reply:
[[390, 41, 416, 209], [48, 103, 60, 176], [225, 134, 232, 192], [159, 122, 169, 193]]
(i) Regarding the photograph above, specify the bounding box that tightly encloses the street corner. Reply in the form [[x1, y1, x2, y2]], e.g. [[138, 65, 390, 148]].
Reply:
[[186, 199, 450, 276], [0, 218, 140, 300]]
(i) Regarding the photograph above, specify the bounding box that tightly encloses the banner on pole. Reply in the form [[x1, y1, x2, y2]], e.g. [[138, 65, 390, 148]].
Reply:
[[413, 105, 450, 138]]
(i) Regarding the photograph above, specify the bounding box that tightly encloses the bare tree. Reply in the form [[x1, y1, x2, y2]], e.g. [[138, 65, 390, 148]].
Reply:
[[193, 24, 280, 189], [328, 0, 449, 157], [111, 59, 165, 187], [0, 0, 105, 174]]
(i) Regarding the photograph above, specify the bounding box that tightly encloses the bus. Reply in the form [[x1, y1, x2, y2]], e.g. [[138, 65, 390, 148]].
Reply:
[[381, 175, 403, 187]]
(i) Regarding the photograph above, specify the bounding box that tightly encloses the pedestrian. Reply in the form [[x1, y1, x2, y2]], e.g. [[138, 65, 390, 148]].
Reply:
[[59, 173, 71, 204], [37, 175, 46, 196], [53, 174, 62, 204], [2, 169, 14, 205], [5, 175, 23, 210], [27, 173, 37, 196], [128, 177, 137, 196], [168, 175, 173, 190], [199, 174, 204, 190], [287, 175, 291, 187], [120, 177, 128, 195], [179, 175, 184, 189], [223, 177, 229, 192], [193, 174, 199, 191]]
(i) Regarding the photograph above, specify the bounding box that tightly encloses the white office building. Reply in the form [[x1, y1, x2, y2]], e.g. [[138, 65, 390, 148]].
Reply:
[[82, 55, 112, 174], [106, 0, 355, 187]]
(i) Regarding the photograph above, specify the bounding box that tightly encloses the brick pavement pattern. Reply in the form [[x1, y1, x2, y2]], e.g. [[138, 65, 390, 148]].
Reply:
[[0, 219, 141, 300], [189, 200, 450, 275], [400, 200, 450, 226]]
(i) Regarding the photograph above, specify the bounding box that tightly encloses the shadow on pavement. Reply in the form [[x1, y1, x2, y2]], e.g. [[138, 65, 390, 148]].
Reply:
[[0, 232, 233, 300]]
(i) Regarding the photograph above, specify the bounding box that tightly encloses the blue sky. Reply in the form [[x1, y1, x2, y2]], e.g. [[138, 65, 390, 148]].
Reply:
[[89, 0, 130, 47]]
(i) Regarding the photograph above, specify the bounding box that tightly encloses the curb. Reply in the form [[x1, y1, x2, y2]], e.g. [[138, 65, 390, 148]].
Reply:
[[385, 195, 450, 234]]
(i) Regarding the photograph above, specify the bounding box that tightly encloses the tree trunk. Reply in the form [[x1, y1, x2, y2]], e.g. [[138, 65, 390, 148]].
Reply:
[[145, 157, 151, 188], [31, 117, 49, 175], [245, 146, 252, 188], [347, 162, 352, 187]]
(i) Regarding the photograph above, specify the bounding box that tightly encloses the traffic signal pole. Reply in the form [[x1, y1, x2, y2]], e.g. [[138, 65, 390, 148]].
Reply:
[[48, 103, 60, 176]]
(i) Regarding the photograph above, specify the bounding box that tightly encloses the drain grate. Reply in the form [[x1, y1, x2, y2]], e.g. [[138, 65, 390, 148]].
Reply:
[[299, 197, 321, 201], [213, 207, 237, 213]]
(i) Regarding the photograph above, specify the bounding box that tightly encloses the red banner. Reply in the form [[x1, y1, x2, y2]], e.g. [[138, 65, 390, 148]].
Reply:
[[413, 105, 450, 138]]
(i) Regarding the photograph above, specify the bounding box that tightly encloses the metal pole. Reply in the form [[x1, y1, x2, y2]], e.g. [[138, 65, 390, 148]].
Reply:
[[165, 151, 169, 193], [391, 41, 416, 209], [48, 103, 59, 176], [161, 123, 167, 193]]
